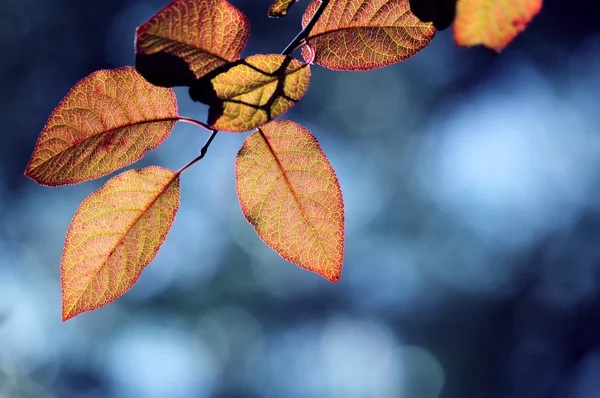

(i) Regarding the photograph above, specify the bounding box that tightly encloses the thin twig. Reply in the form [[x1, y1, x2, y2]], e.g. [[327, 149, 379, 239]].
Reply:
[[281, 0, 330, 56], [177, 129, 218, 174]]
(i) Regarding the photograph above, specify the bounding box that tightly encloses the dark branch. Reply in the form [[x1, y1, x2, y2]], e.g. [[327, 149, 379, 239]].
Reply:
[[281, 0, 330, 56], [177, 129, 218, 174]]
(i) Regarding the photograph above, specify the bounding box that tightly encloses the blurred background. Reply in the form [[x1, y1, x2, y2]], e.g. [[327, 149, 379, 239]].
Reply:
[[2, 0, 600, 396]]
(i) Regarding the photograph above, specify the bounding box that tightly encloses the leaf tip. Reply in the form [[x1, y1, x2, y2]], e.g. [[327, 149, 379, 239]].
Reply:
[[317, 255, 343, 283], [268, 9, 287, 18], [325, 269, 341, 283], [61, 305, 77, 322], [268, 0, 297, 18], [23, 165, 58, 187], [23, 165, 34, 180], [24, 155, 39, 180], [61, 279, 80, 322]]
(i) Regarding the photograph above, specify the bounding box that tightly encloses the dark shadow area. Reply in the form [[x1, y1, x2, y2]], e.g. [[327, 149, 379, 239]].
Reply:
[[135, 52, 197, 88], [188, 56, 299, 127], [409, 0, 458, 30]]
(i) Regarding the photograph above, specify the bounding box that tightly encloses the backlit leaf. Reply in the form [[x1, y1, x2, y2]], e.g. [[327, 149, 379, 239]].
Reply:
[[301, 0, 435, 70], [453, 0, 542, 51], [189, 55, 311, 132], [136, 0, 250, 87], [268, 0, 300, 17], [25, 67, 178, 187], [235, 121, 344, 281], [61, 166, 180, 321]]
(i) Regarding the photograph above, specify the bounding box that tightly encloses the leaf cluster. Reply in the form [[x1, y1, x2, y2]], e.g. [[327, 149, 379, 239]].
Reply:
[[25, 0, 542, 320]]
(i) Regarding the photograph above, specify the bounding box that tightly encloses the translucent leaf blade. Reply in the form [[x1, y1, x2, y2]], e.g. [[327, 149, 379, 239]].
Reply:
[[136, 0, 250, 87], [61, 166, 180, 321], [302, 0, 435, 71], [190, 55, 311, 132], [235, 121, 344, 281], [25, 67, 178, 187], [268, 0, 300, 17], [454, 0, 542, 51]]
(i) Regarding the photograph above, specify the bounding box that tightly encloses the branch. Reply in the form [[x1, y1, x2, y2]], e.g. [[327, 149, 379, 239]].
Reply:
[[177, 129, 218, 174], [180, 0, 330, 173], [281, 0, 330, 56]]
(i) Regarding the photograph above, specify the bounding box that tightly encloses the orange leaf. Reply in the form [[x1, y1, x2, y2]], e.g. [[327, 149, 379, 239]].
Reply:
[[136, 0, 250, 87], [61, 166, 180, 321], [189, 55, 311, 132], [235, 121, 344, 281], [268, 0, 300, 17], [302, 0, 435, 70], [453, 0, 542, 51], [25, 67, 178, 187]]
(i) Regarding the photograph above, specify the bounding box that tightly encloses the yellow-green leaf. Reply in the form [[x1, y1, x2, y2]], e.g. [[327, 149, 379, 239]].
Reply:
[[190, 55, 311, 132], [302, 0, 435, 70], [454, 0, 542, 51], [136, 0, 250, 87], [268, 0, 300, 17], [236, 121, 344, 281], [61, 166, 180, 321], [25, 67, 178, 187]]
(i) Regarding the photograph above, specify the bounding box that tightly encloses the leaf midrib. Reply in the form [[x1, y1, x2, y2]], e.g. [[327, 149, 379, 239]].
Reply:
[[28, 117, 178, 173], [258, 129, 335, 271], [306, 21, 433, 42]]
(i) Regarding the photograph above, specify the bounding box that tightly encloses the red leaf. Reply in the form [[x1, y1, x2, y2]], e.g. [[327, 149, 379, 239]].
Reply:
[[136, 0, 250, 87], [25, 67, 178, 187], [302, 0, 435, 70], [236, 121, 344, 281], [61, 166, 180, 321]]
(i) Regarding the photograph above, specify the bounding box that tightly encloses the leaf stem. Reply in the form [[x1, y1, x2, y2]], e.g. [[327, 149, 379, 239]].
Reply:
[[177, 129, 218, 175], [176, 116, 214, 132], [281, 0, 330, 56]]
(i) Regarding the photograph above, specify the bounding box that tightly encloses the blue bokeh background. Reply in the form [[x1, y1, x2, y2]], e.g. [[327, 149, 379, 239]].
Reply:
[[2, 0, 600, 397]]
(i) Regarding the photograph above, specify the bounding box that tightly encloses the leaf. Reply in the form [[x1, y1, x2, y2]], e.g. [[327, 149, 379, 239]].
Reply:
[[61, 166, 180, 321], [25, 67, 178, 187], [301, 0, 436, 70], [189, 55, 311, 132], [268, 0, 301, 17], [409, 0, 458, 30], [136, 0, 250, 87], [453, 0, 542, 51], [235, 121, 344, 281]]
